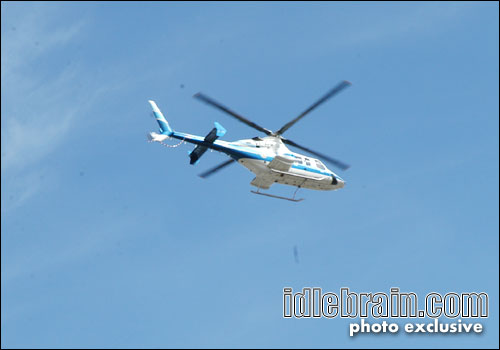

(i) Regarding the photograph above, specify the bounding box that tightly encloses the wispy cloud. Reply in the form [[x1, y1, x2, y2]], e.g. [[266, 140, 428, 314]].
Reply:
[[0, 168, 46, 213], [2, 69, 78, 172], [1, 5, 85, 172], [1, 217, 130, 283], [0, 5, 111, 214], [1, 4, 83, 79]]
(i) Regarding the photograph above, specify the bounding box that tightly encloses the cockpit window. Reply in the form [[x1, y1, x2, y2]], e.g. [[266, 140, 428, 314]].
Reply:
[[252, 137, 263, 141], [315, 160, 325, 170]]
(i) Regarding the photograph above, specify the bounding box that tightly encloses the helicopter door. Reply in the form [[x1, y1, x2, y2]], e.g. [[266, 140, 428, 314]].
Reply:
[[267, 155, 294, 172]]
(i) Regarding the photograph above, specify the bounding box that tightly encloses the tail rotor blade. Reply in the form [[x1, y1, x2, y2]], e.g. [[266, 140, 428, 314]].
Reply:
[[199, 159, 236, 178]]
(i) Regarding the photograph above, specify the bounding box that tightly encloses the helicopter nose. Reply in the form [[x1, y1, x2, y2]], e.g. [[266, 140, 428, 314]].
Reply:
[[331, 175, 344, 188]]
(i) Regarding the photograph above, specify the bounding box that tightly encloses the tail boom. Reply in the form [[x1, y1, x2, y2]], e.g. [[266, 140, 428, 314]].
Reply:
[[148, 100, 233, 162]]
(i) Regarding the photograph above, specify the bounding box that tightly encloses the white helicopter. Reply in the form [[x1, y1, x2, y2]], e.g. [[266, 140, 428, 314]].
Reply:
[[147, 81, 351, 202]]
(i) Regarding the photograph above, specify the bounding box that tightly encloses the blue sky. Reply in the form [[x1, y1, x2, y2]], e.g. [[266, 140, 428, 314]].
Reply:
[[1, 1, 498, 348]]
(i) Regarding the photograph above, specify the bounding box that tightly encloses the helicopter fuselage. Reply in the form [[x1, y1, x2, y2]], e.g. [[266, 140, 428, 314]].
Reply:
[[148, 79, 351, 200], [165, 131, 345, 191]]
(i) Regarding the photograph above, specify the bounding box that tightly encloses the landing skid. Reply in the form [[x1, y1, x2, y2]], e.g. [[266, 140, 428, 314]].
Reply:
[[250, 187, 304, 202]]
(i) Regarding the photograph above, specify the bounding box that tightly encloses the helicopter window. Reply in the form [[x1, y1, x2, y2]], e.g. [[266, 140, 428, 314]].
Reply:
[[252, 137, 263, 141], [295, 158, 303, 165], [315, 161, 325, 170], [305, 158, 311, 166]]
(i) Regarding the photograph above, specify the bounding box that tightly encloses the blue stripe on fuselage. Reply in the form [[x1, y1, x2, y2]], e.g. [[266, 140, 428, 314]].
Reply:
[[169, 131, 334, 177]]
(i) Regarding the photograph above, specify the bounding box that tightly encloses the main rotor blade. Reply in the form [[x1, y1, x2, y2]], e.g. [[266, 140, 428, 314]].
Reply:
[[194, 93, 273, 135], [275, 80, 351, 135], [198, 158, 236, 178], [282, 138, 350, 170]]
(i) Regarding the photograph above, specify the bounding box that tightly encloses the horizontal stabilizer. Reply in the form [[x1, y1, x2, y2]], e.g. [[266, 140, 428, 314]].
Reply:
[[204, 122, 226, 142], [189, 122, 227, 165], [189, 146, 208, 165]]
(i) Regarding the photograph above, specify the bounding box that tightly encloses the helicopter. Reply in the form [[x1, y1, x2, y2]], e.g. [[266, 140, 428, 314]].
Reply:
[[147, 80, 351, 202]]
